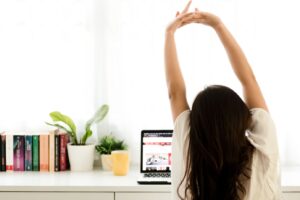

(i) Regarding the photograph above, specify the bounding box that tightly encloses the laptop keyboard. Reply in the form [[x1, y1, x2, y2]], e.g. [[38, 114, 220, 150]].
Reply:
[[144, 173, 171, 178]]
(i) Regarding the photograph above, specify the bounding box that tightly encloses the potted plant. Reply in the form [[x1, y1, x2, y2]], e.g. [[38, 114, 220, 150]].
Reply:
[[95, 135, 127, 171], [46, 104, 109, 171]]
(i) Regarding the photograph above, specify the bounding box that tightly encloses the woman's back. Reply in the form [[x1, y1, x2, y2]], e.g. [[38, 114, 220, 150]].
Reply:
[[174, 85, 256, 200], [172, 107, 281, 200]]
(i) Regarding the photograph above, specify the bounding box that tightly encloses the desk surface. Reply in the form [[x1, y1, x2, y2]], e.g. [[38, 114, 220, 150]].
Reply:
[[0, 166, 299, 192], [0, 166, 169, 192]]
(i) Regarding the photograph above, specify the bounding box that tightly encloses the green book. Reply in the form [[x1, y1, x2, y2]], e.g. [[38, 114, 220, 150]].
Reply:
[[32, 135, 39, 171]]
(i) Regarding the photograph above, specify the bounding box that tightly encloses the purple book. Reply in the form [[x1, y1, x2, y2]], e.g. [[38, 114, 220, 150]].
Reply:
[[13, 135, 25, 171], [25, 135, 33, 171]]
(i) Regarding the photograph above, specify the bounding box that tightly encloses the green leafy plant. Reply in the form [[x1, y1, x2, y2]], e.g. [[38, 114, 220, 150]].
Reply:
[[46, 104, 109, 145], [95, 135, 127, 155]]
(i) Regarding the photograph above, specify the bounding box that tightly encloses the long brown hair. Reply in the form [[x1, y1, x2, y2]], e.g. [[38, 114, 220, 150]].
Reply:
[[178, 85, 254, 200]]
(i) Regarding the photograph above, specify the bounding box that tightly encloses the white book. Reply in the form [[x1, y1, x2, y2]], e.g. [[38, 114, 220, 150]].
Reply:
[[48, 130, 56, 172], [5, 133, 13, 171]]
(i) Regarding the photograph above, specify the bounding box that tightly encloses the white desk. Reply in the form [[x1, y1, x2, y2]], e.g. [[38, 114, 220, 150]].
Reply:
[[0, 166, 299, 200], [0, 166, 170, 200]]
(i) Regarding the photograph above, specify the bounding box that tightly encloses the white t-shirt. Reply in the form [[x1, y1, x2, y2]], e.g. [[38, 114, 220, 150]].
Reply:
[[172, 108, 281, 200]]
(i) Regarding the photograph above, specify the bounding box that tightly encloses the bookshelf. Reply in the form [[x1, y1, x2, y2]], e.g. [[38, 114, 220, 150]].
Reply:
[[0, 166, 300, 200]]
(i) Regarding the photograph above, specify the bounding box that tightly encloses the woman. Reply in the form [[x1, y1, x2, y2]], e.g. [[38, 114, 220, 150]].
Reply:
[[164, 1, 281, 200]]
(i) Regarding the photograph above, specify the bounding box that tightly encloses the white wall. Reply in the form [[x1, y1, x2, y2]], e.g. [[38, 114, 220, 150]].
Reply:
[[0, 0, 97, 139]]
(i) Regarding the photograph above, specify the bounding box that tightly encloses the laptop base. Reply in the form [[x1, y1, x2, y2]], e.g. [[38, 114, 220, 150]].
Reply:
[[137, 180, 171, 185]]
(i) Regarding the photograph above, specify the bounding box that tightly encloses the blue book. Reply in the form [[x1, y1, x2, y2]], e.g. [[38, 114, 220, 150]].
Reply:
[[25, 135, 33, 171]]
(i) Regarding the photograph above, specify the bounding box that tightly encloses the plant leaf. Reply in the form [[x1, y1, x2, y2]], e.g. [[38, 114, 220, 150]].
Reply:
[[81, 129, 93, 145], [45, 122, 78, 145], [95, 145, 109, 154], [45, 122, 71, 133], [85, 105, 109, 133], [49, 111, 77, 134], [93, 104, 109, 123], [95, 134, 127, 155]]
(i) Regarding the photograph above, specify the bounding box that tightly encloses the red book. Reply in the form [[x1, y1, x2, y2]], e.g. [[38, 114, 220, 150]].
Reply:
[[65, 134, 70, 169], [59, 133, 68, 171]]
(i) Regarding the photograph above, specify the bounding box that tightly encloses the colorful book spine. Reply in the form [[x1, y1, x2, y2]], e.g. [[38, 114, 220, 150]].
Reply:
[[0, 135, 1, 171], [0, 131, 72, 173], [49, 131, 55, 172], [5, 133, 13, 171], [13, 135, 25, 171], [25, 135, 33, 171], [32, 135, 39, 171], [40, 134, 49, 171], [1, 134, 6, 171], [60, 133, 67, 171], [54, 134, 60, 171], [66, 134, 70, 170]]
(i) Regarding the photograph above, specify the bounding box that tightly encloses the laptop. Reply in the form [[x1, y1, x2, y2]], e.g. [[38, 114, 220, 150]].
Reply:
[[137, 130, 173, 184]]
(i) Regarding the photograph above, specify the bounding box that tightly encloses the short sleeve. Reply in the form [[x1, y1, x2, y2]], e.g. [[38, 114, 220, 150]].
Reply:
[[247, 108, 279, 156], [246, 109, 281, 199], [172, 110, 191, 200], [173, 110, 191, 156]]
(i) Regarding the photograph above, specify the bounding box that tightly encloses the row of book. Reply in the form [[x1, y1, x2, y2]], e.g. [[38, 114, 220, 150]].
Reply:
[[0, 130, 70, 172]]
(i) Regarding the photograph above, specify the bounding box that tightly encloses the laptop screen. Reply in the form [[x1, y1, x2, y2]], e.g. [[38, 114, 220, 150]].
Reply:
[[141, 130, 173, 173]]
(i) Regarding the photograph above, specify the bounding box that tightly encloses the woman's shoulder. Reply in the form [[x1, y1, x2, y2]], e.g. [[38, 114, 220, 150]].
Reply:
[[249, 108, 275, 135], [173, 110, 191, 148], [247, 107, 278, 156], [174, 110, 190, 126], [250, 108, 270, 118]]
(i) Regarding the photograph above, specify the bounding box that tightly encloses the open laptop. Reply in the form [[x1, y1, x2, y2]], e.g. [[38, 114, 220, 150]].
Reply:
[[137, 130, 173, 184]]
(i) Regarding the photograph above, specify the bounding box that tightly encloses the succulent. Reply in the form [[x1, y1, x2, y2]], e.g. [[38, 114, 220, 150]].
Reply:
[[95, 134, 127, 155]]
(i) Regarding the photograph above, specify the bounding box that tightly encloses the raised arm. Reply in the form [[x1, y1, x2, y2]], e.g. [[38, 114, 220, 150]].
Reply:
[[164, 2, 194, 122], [191, 10, 268, 111]]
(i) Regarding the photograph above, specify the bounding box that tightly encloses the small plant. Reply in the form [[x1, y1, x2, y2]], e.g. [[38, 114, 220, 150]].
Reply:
[[95, 135, 127, 155], [46, 104, 109, 145]]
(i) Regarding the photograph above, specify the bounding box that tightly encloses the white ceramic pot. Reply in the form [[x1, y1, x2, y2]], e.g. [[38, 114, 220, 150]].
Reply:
[[67, 143, 95, 171], [101, 154, 112, 171]]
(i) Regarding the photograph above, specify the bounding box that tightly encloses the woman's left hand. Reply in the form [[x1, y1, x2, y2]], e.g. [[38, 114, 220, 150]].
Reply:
[[166, 0, 195, 35]]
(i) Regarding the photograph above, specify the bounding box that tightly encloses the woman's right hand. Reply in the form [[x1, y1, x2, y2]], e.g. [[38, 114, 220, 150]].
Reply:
[[166, 8, 223, 35], [185, 8, 223, 29]]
